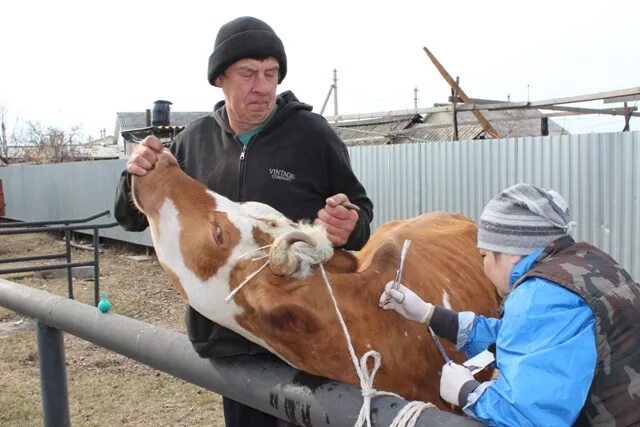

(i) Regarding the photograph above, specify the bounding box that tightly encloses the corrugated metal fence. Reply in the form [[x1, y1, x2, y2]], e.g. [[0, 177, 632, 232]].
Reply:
[[1, 131, 638, 279], [0, 158, 151, 247], [350, 131, 639, 279]]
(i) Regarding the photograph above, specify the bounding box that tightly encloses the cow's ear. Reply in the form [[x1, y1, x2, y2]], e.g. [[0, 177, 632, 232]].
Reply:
[[324, 249, 358, 273], [262, 304, 321, 334]]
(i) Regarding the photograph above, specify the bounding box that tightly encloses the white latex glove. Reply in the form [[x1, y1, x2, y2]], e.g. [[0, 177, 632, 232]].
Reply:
[[440, 362, 476, 407], [378, 281, 434, 323]]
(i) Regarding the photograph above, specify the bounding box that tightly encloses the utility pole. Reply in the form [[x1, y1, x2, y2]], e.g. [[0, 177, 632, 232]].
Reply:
[[333, 69, 338, 117], [320, 69, 339, 117], [451, 77, 459, 141], [414, 87, 419, 110], [623, 102, 631, 131]]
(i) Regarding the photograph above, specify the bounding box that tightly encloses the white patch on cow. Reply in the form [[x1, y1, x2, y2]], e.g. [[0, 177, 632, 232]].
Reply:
[[240, 201, 293, 223], [442, 291, 451, 309], [150, 198, 282, 358], [404, 331, 408, 337]]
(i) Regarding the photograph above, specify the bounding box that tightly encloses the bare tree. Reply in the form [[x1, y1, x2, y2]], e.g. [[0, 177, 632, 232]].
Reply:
[[18, 121, 85, 164], [0, 103, 12, 165]]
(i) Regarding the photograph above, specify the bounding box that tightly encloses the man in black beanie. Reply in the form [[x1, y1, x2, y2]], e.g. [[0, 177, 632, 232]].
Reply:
[[114, 16, 373, 427]]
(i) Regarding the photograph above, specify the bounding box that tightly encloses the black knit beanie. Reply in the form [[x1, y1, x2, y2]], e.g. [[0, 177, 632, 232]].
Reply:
[[207, 16, 287, 87]]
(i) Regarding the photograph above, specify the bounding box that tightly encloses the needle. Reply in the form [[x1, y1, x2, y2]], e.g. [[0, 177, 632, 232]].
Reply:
[[429, 326, 452, 365], [392, 239, 411, 290]]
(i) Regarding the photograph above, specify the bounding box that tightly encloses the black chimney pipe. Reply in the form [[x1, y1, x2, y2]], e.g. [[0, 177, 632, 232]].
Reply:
[[152, 100, 172, 126], [541, 117, 549, 136]]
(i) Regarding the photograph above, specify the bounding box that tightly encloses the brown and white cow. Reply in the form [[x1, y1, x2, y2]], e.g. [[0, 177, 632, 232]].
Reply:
[[131, 150, 499, 408]]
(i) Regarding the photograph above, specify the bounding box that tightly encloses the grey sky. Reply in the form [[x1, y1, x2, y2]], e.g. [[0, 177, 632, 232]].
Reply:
[[1, 0, 638, 140]]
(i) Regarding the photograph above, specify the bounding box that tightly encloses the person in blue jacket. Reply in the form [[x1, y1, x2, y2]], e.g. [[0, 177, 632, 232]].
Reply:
[[380, 183, 640, 426]]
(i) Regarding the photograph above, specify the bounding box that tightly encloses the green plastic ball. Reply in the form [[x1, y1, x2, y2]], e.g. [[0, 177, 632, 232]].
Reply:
[[98, 295, 112, 313]]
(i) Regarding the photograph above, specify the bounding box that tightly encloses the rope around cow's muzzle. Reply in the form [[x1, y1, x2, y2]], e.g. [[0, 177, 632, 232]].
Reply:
[[224, 245, 272, 302]]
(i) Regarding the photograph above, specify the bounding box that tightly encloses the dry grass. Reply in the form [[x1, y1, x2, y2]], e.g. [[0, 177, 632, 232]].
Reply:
[[0, 232, 225, 426]]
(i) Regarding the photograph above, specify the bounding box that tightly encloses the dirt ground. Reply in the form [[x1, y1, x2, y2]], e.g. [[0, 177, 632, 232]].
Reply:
[[0, 231, 225, 426]]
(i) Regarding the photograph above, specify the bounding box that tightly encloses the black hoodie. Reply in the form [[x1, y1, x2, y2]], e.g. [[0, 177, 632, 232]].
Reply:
[[114, 91, 373, 357]]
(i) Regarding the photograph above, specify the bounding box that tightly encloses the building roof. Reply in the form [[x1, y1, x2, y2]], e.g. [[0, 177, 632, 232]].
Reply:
[[332, 105, 568, 146], [114, 111, 210, 147], [82, 136, 122, 159], [333, 114, 422, 145], [114, 104, 568, 149], [116, 112, 211, 130]]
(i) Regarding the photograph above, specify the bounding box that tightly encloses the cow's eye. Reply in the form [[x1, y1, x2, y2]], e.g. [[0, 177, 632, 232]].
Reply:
[[214, 225, 224, 245]]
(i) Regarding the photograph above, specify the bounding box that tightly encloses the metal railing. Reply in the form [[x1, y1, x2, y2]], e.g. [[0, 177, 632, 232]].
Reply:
[[0, 279, 481, 427], [0, 211, 118, 306]]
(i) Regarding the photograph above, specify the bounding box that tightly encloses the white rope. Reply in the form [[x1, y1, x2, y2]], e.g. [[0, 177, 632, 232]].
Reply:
[[318, 265, 435, 427], [389, 401, 436, 427], [237, 244, 271, 260], [224, 260, 269, 303], [224, 244, 272, 303], [224, 258, 435, 425]]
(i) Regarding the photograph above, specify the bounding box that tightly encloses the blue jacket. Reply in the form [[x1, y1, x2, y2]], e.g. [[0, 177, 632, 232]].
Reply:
[[457, 248, 597, 426]]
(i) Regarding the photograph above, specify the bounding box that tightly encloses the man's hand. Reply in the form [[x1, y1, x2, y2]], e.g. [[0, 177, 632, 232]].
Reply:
[[379, 281, 434, 323], [315, 193, 359, 247], [440, 362, 477, 407], [126, 136, 164, 176]]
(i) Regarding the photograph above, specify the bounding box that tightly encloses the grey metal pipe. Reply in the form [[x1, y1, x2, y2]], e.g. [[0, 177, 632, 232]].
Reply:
[[0, 222, 118, 235], [0, 260, 96, 275], [37, 322, 70, 427], [0, 279, 482, 427], [0, 210, 111, 228], [0, 252, 67, 264]]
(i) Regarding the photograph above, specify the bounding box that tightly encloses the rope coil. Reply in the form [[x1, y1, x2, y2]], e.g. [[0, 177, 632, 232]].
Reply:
[[319, 265, 434, 427]]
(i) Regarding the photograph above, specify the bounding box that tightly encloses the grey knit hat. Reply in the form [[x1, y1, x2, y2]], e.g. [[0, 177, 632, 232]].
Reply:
[[207, 16, 287, 87], [477, 183, 572, 255]]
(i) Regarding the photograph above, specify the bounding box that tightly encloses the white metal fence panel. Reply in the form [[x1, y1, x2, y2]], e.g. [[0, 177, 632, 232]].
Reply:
[[0, 159, 152, 246]]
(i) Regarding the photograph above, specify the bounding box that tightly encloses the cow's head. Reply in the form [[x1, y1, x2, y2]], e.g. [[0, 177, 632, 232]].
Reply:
[[130, 150, 335, 332]]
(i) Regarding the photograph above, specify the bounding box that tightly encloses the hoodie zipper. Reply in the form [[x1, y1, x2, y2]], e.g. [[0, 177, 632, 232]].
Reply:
[[237, 140, 250, 201]]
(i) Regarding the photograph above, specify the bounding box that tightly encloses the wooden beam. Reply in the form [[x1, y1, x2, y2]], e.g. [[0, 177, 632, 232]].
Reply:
[[324, 86, 640, 122], [449, 96, 640, 117], [422, 47, 500, 138], [603, 94, 640, 104], [462, 87, 640, 112], [543, 105, 638, 117]]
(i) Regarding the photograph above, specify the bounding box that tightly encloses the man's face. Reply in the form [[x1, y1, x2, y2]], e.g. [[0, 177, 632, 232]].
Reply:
[[479, 249, 521, 297], [215, 57, 279, 128]]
